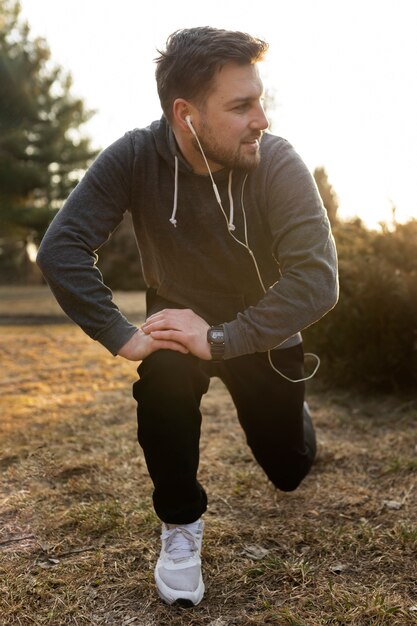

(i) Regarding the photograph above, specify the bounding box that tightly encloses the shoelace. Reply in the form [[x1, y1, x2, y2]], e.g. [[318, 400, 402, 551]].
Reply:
[[162, 526, 200, 562]]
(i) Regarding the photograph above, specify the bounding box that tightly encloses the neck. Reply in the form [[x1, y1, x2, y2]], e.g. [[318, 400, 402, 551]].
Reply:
[[172, 126, 222, 175]]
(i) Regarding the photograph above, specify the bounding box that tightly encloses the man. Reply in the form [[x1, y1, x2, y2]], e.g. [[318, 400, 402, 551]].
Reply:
[[37, 27, 338, 607]]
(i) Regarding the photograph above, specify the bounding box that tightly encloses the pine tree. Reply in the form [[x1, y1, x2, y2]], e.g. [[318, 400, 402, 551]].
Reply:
[[0, 0, 98, 279]]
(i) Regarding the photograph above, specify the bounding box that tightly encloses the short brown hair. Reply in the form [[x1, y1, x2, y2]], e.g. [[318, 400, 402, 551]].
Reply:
[[155, 27, 268, 123]]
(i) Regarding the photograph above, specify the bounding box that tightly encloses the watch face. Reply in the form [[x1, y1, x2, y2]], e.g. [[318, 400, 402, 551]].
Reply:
[[211, 330, 224, 342], [208, 326, 225, 360]]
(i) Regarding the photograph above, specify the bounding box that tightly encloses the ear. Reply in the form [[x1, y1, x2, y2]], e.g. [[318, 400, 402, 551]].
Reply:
[[172, 98, 196, 132]]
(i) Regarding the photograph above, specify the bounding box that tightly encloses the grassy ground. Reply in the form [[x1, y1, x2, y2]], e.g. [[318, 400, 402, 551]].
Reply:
[[1, 288, 416, 625]]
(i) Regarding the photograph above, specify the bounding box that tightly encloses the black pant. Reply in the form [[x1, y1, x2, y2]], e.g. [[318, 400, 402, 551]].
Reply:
[[132, 344, 316, 524]]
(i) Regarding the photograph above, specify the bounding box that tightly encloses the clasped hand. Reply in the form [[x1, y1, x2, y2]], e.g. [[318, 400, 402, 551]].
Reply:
[[117, 308, 211, 362]]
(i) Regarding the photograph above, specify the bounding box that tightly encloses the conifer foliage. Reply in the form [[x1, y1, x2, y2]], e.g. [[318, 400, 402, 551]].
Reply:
[[0, 0, 97, 271]]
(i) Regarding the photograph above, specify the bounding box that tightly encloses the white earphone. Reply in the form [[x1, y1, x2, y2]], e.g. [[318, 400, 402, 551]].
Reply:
[[181, 112, 320, 383], [185, 114, 197, 137]]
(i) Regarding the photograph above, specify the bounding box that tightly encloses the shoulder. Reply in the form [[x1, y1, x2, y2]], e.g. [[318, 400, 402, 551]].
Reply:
[[254, 133, 313, 189], [118, 122, 158, 153], [260, 132, 290, 152], [89, 120, 161, 171], [260, 133, 303, 167], [255, 134, 322, 211], [100, 119, 162, 154]]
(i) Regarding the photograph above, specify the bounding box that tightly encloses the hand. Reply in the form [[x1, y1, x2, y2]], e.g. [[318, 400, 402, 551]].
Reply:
[[141, 308, 211, 360], [117, 328, 189, 362]]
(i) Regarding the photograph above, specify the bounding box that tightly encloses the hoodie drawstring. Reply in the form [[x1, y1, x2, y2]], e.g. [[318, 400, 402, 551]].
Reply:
[[169, 158, 236, 232], [169, 156, 179, 227], [227, 171, 235, 232]]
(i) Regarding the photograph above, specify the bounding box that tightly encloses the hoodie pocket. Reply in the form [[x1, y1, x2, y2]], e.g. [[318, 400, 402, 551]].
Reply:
[[149, 279, 246, 325]]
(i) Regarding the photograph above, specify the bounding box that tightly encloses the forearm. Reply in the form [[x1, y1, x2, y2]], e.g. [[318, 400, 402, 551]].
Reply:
[[37, 232, 139, 354], [223, 241, 339, 359]]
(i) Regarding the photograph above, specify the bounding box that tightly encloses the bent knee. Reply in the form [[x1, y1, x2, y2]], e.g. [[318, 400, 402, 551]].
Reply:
[[133, 350, 208, 402], [272, 475, 305, 492], [265, 454, 314, 492]]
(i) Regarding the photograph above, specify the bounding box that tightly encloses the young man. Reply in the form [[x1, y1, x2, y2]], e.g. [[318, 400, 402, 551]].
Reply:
[[37, 27, 338, 606]]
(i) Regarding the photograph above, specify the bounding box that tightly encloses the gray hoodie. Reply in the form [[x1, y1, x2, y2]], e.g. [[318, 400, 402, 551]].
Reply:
[[37, 117, 338, 358]]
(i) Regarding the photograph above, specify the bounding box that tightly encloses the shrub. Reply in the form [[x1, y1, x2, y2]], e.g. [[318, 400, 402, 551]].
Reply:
[[304, 219, 417, 391]]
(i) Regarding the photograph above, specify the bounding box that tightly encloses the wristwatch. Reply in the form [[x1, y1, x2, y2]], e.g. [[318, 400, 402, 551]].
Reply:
[[207, 325, 225, 361]]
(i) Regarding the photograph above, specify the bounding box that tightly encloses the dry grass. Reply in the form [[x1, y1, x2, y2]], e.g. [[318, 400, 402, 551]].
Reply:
[[1, 289, 416, 625]]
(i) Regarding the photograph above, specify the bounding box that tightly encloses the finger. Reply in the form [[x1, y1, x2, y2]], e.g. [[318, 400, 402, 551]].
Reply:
[[150, 329, 185, 343], [151, 339, 189, 354], [145, 308, 180, 323], [144, 318, 188, 334], [142, 313, 172, 330], [142, 318, 160, 330], [145, 309, 192, 325], [142, 321, 165, 334], [144, 312, 165, 323], [143, 319, 167, 330]]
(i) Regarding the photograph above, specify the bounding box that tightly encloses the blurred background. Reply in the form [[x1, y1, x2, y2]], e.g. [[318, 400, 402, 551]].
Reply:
[[1, 0, 417, 391]]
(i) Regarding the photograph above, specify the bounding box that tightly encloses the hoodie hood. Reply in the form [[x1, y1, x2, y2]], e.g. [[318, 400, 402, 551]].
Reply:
[[151, 116, 193, 174]]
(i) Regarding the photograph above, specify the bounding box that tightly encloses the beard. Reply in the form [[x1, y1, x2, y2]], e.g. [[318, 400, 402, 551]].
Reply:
[[193, 120, 262, 171]]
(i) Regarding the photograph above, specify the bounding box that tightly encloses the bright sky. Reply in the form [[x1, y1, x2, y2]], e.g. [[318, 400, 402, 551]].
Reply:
[[19, 0, 417, 228]]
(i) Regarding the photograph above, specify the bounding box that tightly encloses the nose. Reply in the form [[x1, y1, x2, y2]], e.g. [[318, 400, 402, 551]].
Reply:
[[250, 103, 269, 132]]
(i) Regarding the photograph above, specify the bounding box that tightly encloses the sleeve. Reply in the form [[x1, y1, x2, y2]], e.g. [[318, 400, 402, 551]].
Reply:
[[36, 133, 139, 355], [222, 139, 339, 359]]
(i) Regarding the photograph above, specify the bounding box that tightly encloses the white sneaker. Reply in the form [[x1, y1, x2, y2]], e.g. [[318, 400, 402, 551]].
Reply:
[[154, 519, 204, 606]]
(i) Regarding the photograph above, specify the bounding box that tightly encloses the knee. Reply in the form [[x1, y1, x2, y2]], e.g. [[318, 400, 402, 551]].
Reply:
[[132, 350, 208, 404], [139, 349, 193, 380], [272, 474, 305, 492], [264, 452, 314, 492]]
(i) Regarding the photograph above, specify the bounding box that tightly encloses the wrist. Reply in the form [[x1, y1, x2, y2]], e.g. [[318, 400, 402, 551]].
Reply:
[[117, 328, 142, 359]]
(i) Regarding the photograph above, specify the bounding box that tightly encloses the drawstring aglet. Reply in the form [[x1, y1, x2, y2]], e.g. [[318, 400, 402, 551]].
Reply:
[[169, 218, 177, 227]]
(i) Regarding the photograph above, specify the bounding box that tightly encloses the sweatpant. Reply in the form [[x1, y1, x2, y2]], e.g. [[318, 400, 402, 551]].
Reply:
[[132, 343, 316, 524]]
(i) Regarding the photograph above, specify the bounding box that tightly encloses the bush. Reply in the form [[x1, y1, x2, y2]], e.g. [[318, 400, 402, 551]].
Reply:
[[303, 219, 417, 391]]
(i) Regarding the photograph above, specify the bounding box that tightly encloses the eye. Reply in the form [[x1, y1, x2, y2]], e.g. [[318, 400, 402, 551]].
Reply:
[[234, 103, 249, 112]]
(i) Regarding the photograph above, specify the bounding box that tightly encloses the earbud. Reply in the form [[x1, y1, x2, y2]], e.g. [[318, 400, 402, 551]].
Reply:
[[185, 115, 197, 137]]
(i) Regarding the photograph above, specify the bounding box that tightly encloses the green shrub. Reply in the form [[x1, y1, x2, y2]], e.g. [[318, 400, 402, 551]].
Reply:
[[304, 219, 417, 391]]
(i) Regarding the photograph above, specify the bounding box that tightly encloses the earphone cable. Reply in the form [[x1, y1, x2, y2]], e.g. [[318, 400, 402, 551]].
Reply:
[[185, 117, 320, 383]]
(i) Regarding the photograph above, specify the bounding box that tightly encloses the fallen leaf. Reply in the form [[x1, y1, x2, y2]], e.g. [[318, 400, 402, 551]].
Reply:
[[37, 557, 60, 569], [241, 544, 269, 560], [329, 562, 348, 574], [383, 500, 402, 510]]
